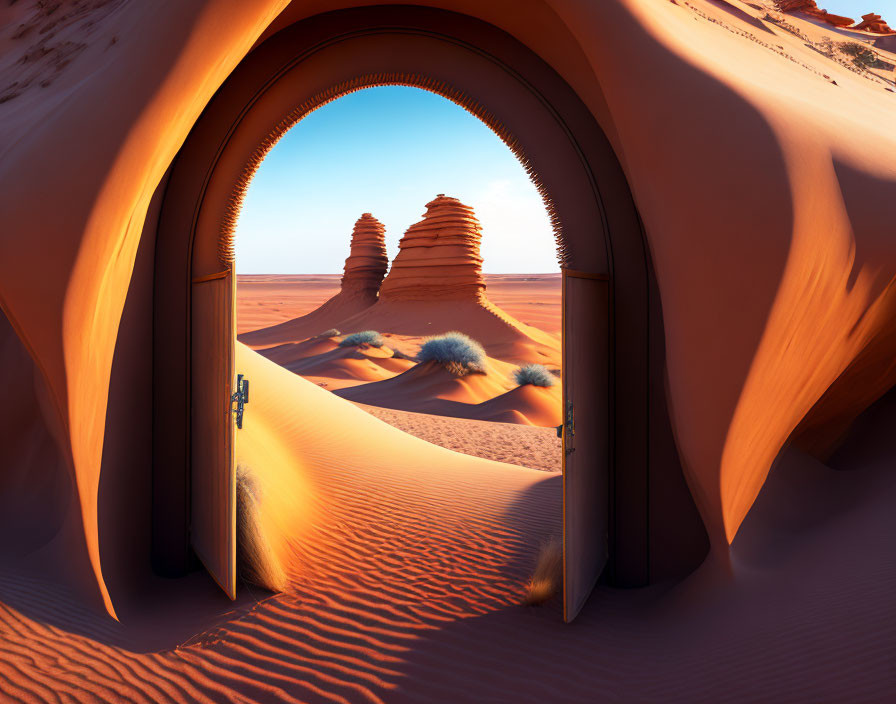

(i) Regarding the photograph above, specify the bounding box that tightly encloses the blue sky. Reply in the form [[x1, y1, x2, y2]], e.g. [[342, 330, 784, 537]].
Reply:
[[235, 86, 558, 274], [821, 1, 896, 21]]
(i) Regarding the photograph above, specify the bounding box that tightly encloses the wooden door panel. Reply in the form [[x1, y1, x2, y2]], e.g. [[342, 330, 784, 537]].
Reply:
[[562, 271, 610, 622], [191, 271, 236, 599]]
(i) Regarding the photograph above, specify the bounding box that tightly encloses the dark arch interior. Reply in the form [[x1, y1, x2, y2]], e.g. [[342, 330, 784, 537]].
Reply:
[[152, 4, 708, 588]]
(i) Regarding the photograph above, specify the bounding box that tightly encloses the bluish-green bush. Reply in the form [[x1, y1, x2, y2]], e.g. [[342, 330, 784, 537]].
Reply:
[[417, 332, 486, 376], [338, 330, 384, 348], [513, 363, 556, 387]]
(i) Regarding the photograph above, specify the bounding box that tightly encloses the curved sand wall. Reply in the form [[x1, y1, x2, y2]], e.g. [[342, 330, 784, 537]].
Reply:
[[0, 0, 894, 615]]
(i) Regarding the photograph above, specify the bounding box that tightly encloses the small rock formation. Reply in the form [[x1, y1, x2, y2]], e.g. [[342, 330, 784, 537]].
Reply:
[[239, 213, 388, 346], [379, 195, 486, 301], [774, 1, 854, 27], [854, 13, 894, 34], [340, 213, 389, 297]]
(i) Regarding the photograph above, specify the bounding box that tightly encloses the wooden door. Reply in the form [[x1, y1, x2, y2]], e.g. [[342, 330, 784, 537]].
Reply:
[[562, 269, 610, 622], [191, 269, 237, 599]]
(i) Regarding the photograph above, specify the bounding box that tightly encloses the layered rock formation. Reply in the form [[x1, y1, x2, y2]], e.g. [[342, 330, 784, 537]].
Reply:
[[240, 213, 388, 346], [378, 195, 486, 301], [855, 13, 893, 33], [333, 194, 562, 367], [340, 212, 389, 296], [775, 1, 854, 27]]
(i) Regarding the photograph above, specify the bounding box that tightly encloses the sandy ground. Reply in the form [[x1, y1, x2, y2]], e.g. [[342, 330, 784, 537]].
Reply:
[[237, 274, 561, 336], [353, 402, 562, 472], [0, 345, 892, 703]]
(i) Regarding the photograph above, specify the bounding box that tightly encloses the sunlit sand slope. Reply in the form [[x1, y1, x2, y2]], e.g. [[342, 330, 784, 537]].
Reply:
[[0, 358, 893, 702]]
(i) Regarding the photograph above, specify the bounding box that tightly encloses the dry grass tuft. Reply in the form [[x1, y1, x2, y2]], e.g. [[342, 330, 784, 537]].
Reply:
[[523, 538, 562, 606], [236, 465, 287, 593], [417, 331, 486, 376]]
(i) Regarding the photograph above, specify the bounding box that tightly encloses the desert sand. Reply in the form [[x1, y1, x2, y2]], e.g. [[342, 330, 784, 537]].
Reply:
[[0, 344, 893, 702], [353, 402, 563, 472], [0, 0, 895, 701]]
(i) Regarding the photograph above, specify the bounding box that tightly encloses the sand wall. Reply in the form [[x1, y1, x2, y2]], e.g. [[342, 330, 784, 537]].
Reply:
[[0, 0, 894, 615]]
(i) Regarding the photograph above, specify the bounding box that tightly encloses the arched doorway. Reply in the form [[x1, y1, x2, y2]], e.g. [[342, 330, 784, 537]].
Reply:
[[152, 5, 707, 617]]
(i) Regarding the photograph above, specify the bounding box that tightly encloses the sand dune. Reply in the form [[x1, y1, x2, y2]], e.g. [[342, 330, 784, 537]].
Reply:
[[336, 358, 514, 404], [282, 344, 415, 389], [335, 358, 560, 427], [466, 384, 563, 427], [256, 334, 341, 366]]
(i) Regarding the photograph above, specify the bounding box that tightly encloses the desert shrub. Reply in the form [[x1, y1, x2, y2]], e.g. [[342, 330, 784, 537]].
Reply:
[[417, 332, 486, 376], [839, 41, 884, 70], [338, 330, 384, 348], [315, 328, 340, 338], [513, 363, 556, 387], [816, 37, 836, 58], [236, 465, 287, 592], [522, 538, 561, 606]]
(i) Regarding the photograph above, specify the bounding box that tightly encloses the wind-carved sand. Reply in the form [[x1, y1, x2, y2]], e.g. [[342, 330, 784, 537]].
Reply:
[[240, 195, 563, 435]]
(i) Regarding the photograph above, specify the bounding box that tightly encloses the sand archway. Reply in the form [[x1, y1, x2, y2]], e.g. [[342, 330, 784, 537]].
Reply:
[[153, 5, 707, 591]]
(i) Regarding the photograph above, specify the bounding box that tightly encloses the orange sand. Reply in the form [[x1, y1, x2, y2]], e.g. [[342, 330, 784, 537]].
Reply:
[[0, 345, 892, 702], [354, 402, 563, 472]]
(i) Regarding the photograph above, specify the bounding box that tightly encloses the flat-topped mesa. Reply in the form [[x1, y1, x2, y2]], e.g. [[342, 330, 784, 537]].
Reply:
[[379, 195, 486, 302], [340, 213, 388, 298]]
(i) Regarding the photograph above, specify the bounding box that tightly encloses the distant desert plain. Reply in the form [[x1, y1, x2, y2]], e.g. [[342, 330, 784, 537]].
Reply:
[[237, 273, 562, 338]]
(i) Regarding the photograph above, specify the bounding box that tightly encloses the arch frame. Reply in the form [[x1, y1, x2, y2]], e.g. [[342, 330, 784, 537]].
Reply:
[[152, 4, 705, 586]]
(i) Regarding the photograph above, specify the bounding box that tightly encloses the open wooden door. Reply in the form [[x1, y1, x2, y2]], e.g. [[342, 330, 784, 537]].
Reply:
[[562, 269, 610, 622], [191, 268, 237, 599]]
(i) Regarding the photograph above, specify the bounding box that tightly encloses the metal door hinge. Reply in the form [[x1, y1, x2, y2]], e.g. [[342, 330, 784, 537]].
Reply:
[[232, 374, 249, 429]]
